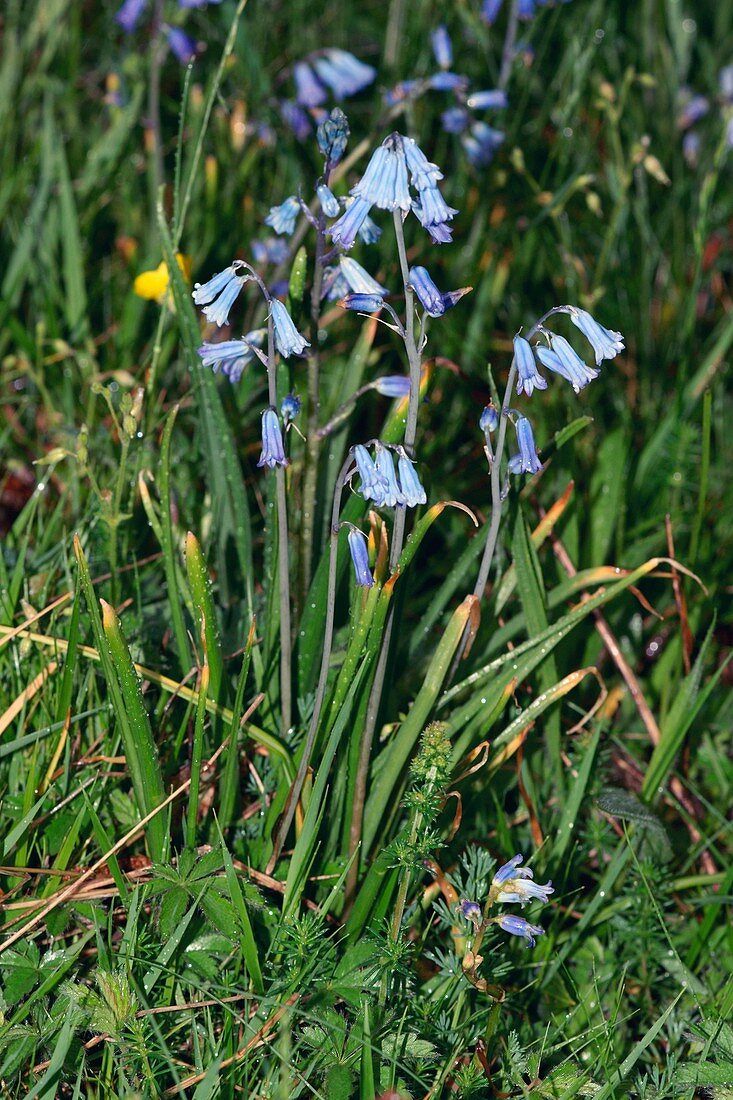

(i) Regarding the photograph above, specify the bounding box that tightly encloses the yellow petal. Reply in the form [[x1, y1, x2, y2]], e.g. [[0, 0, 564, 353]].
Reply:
[[134, 262, 170, 302]]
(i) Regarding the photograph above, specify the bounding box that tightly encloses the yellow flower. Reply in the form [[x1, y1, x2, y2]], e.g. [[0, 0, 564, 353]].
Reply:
[[133, 254, 192, 306]]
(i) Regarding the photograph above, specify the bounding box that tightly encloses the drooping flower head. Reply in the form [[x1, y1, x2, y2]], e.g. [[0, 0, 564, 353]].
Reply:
[[316, 183, 341, 218], [374, 375, 411, 398], [317, 107, 350, 168], [508, 416, 542, 475], [166, 26, 196, 63], [431, 25, 453, 70], [270, 299, 310, 357], [192, 262, 250, 327], [346, 527, 374, 588], [281, 393, 301, 423], [491, 853, 554, 906], [458, 898, 482, 924], [562, 306, 624, 365], [494, 913, 544, 947], [257, 409, 288, 469], [480, 404, 499, 434], [535, 335, 599, 393], [408, 266, 471, 317], [197, 330, 265, 383], [396, 449, 427, 506], [514, 334, 547, 397], [265, 196, 301, 236], [329, 132, 458, 249]]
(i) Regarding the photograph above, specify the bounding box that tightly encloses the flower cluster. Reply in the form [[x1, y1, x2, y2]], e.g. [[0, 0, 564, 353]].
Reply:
[[458, 852, 554, 949], [280, 51, 375, 143], [329, 132, 458, 249], [115, 0, 223, 63], [384, 25, 508, 169], [353, 443, 427, 509], [345, 526, 374, 588]]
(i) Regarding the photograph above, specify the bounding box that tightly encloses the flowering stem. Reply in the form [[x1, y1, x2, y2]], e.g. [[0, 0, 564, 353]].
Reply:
[[147, 0, 166, 211], [345, 211, 423, 904], [498, 0, 520, 90], [266, 313, 293, 739], [267, 455, 355, 873], [300, 210, 327, 600]]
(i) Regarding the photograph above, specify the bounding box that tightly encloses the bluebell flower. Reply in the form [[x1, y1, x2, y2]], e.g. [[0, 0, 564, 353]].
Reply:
[[353, 444, 389, 503], [677, 93, 710, 131], [432, 25, 453, 69], [257, 409, 287, 469], [384, 80, 420, 107], [321, 266, 350, 301], [312, 49, 376, 100], [428, 72, 469, 93], [340, 292, 385, 313], [403, 136, 444, 191], [270, 299, 310, 357], [424, 220, 454, 244], [375, 445, 405, 507], [251, 237, 290, 266], [514, 335, 547, 396], [317, 183, 341, 218], [441, 107, 471, 134], [317, 107, 350, 167], [518, 0, 538, 18], [293, 61, 327, 108], [536, 336, 599, 392], [480, 404, 499, 433], [374, 375, 411, 398], [408, 265, 470, 317], [357, 209, 383, 244], [563, 307, 624, 365], [462, 123, 505, 168], [329, 197, 374, 251], [281, 393, 301, 423], [412, 188, 459, 234], [458, 898, 483, 923], [508, 416, 542, 474], [397, 449, 427, 506], [466, 89, 508, 110], [495, 913, 544, 947], [480, 0, 503, 23], [192, 263, 249, 327], [116, 0, 147, 32], [352, 137, 412, 212], [339, 257, 388, 296], [492, 854, 554, 905], [280, 100, 311, 142], [166, 26, 196, 63], [197, 339, 250, 383], [683, 131, 701, 167], [347, 528, 374, 588], [265, 196, 300, 236], [720, 64, 733, 104]]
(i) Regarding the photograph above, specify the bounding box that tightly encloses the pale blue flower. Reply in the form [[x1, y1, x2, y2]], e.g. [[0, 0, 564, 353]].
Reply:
[[265, 196, 300, 236], [251, 237, 290, 266], [374, 376, 411, 398], [432, 25, 453, 69], [536, 336, 598, 392], [678, 93, 710, 131], [508, 416, 542, 474], [115, 0, 147, 32], [321, 266, 350, 300], [197, 330, 264, 383], [166, 26, 196, 63], [329, 196, 373, 250], [375, 445, 405, 507], [339, 257, 388, 296], [428, 72, 469, 92], [270, 299, 310, 357], [352, 139, 412, 212], [312, 49, 376, 100], [293, 61, 327, 107], [466, 89, 508, 110], [462, 123, 505, 168], [317, 184, 341, 218], [403, 136, 444, 191], [192, 263, 249, 327], [397, 450, 427, 506], [514, 334, 547, 396], [280, 100, 311, 142], [564, 307, 624, 365], [442, 107, 470, 134], [257, 409, 287, 468], [720, 64, 733, 104], [340, 292, 385, 313], [481, 0, 503, 23], [492, 853, 554, 906], [347, 528, 374, 587], [495, 913, 544, 947], [353, 444, 389, 503]]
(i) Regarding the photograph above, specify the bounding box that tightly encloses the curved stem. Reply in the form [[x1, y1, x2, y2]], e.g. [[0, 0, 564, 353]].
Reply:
[[267, 454, 356, 873], [300, 207, 327, 600]]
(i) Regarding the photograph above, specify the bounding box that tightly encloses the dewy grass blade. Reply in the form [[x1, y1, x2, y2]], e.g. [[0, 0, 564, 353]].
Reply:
[[159, 405, 193, 674], [186, 658, 209, 852], [185, 531, 224, 706]]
